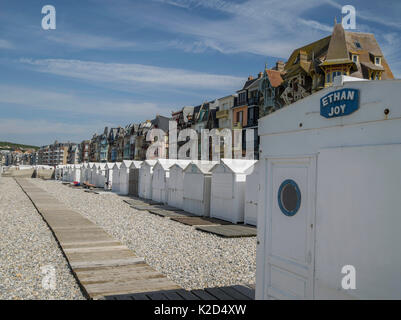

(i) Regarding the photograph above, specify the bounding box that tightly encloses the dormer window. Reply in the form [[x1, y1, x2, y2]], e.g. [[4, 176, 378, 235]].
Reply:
[[375, 57, 381, 65], [354, 41, 362, 49], [352, 54, 358, 63]]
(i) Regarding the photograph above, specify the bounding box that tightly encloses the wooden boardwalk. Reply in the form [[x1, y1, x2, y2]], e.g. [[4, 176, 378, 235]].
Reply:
[[15, 178, 255, 300], [15, 178, 180, 299], [105, 285, 255, 300]]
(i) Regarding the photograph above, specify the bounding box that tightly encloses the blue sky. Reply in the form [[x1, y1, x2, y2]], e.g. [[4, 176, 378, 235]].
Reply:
[[0, 0, 400, 146]]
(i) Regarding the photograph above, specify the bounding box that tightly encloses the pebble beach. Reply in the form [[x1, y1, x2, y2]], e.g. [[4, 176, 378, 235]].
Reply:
[[0, 177, 85, 300], [0, 177, 256, 298]]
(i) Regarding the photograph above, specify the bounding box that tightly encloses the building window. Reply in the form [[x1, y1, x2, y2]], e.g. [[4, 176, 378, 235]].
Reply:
[[237, 111, 243, 124], [375, 57, 381, 65], [332, 71, 342, 81], [355, 41, 362, 49], [352, 55, 358, 63], [326, 73, 331, 83]]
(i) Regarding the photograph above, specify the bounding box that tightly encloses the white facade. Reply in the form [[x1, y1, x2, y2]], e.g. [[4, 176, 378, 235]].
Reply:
[[119, 160, 134, 195], [128, 161, 143, 196], [210, 159, 257, 223], [182, 161, 218, 216], [111, 162, 122, 193], [138, 160, 157, 199], [152, 159, 176, 204], [256, 79, 401, 300], [104, 162, 115, 190], [244, 161, 259, 226], [95, 163, 107, 188], [167, 160, 192, 209]]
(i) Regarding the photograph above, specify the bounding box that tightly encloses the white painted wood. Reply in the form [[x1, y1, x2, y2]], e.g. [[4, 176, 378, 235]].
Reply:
[[138, 160, 157, 199], [257, 79, 401, 300], [245, 161, 259, 226], [210, 159, 257, 223], [182, 161, 218, 217]]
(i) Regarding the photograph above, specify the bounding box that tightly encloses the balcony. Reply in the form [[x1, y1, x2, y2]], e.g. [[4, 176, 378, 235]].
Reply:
[[233, 122, 242, 129], [248, 97, 259, 106], [216, 109, 229, 119]]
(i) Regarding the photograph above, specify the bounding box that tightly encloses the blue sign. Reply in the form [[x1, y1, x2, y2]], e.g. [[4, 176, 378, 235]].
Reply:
[[320, 88, 359, 118]]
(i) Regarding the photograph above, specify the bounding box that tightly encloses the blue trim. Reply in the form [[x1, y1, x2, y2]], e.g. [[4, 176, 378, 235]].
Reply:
[[278, 179, 301, 217]]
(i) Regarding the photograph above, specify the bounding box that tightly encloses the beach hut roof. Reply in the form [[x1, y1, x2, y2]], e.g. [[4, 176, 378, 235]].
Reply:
[[184, 160, 219, 174], [129, 161, 143, 169], [211, 159, 257, 174], [112, 162, 122, 169], [121, 160, 134, 169]]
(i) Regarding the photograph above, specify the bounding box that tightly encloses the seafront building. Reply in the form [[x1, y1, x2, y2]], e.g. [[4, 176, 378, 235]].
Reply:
[[28, 23, 394, 167]]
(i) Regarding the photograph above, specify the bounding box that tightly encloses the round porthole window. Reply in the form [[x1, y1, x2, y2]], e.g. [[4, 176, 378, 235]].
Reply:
[[278, 179, 301, 216]]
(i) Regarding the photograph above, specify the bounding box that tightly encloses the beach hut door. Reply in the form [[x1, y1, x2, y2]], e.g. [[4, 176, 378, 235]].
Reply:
[[264, 156, 316, 299]]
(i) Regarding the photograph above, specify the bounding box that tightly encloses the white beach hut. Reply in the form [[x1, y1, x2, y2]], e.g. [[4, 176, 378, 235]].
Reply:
[[111, 162, 122, 193], [128, 161, 143, 197], [89, 163, 98, 185], [95, 163, 107, 188], [151, 159, 182, 204], [119, 160, 143, 196], [119, 160, 133, 195], [167, 160, 192, 209], [210, 159, 257, 224], [244, 161, 259, 226], [182, 161, 218, 216], [104, 162, 115, 190], [72, 164, 82, 183], [138, 160, 157, 199], [256, 78, 401, 300]]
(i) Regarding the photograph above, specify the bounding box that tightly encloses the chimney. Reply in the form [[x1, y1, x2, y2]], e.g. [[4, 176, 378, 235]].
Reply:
[[248, 75, 254, 81], [299, 50, 307, 63], [275, 60, 285, 72], [258, 72, 263, 78]]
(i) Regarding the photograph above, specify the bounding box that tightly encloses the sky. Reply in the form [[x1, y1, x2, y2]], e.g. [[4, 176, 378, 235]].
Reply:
[[0, 0, 400, 146]]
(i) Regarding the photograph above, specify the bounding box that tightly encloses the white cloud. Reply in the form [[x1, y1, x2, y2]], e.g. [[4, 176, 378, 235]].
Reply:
[[44, 32, 138, 50], [19, 58, 244, 91], [0, 39, 14, 49], [0, 84, 167, 119]]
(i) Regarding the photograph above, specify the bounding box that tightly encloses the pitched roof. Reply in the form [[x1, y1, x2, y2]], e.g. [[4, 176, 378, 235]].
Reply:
[[266, 69, 284, 87]]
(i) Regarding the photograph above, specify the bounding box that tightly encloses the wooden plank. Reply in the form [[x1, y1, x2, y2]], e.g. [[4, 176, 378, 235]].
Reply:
[[231, 285, 255, 300], [162, 290, 186, 300], [195, 225, 257, 238], [191, 289, 218, 300], [218, 286, 252, 300], [147, 292, 169, 300], [172, 216, 233, 226], [69, 257, 145, 269], [204, 287, 236, 300], [175, 289, 201, 300]]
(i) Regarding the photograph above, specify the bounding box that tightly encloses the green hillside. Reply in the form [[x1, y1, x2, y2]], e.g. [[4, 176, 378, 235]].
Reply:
[[0, 141, 39, 151]]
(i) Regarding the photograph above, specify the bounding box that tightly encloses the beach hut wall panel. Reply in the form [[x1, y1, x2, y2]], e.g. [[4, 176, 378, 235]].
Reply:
[[256, 79, 401, 300], [104, 163, 115, 190], [210, 159, 257, 224], [167, 160, 192, 209], [119, 160, 134, 195], [89, 163, 98, 185], [127, 161, 143, 196], [182, 161, 217, 217], [72, 165, 82, 183], [151, 159, 180, 204], [111, 163, 122, 193], [95, 163, 107, 188], [244, 161, 259, 226], [138, 160, 157, 199]]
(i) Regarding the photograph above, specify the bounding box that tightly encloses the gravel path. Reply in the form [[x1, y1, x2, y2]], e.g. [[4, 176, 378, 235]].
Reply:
[[30, 179, 256, 290], [0, 177, 85, 300]]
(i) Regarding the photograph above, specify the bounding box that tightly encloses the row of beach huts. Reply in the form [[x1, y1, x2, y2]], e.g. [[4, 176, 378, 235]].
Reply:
[[56, 159, 259, 225]]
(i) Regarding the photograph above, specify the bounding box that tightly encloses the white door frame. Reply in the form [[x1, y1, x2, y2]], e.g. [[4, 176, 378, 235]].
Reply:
[[256, 154, 317, 300]]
